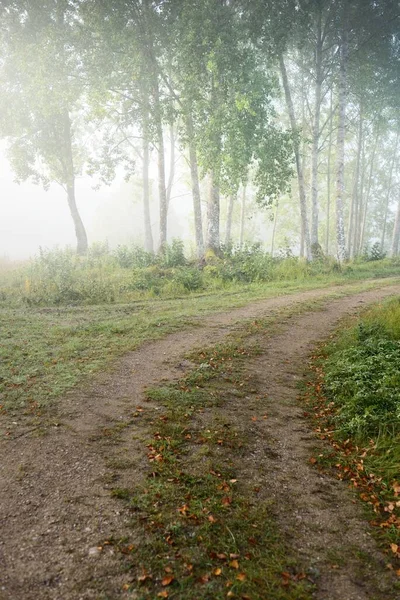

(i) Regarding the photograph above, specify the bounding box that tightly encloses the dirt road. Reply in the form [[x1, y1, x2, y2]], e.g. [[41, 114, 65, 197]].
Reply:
[[1, 282, 400, 600]]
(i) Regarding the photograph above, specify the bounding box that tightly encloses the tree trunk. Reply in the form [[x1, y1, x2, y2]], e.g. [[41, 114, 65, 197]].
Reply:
[[325, 88, 334, 255], [207, 171, 220, 254], [153, 76, 168, 251], [186, 113, 204, 258], [381, 131, 399, 253], [310, 9, 323, 253], [354, 127, 366, 255], [358, 130, 379, 254], [66, 184, 87, 255], [271, 201, 279, 257], [279, 54, 311, 260], [239, 184, 246, 247], [142, 125, 154, 254], [348, 109, 363, 258], [62, 111, 88, 254], [335, 27, 348, 263], [166, 122, 175, 212], [225, 193, 235, 246], [391, 198, 400, 257]]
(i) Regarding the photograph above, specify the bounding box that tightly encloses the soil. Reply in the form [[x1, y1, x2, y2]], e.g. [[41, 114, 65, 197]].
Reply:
[[1, 283, 400, 600]]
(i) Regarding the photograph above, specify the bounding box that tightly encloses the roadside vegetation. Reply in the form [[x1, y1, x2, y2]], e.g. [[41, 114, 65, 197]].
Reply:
[[1, 242, 399, 307], [1, 246, 399, 426], [304, 297, 400, 571]]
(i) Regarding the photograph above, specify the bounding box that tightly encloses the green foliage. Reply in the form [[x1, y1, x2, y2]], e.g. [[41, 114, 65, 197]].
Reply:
[[324, 298, 400, 438], [362, 242, 387, 262], [113, 245, 155, 269], [159, 238, 187, 268], [0, 246, 399, 308]]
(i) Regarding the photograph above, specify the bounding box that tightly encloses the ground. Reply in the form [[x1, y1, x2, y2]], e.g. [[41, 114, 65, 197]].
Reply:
[[1, 282, 400, 600]]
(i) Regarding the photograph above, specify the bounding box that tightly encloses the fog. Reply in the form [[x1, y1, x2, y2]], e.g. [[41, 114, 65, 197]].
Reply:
[[0, 145, 213, 261]]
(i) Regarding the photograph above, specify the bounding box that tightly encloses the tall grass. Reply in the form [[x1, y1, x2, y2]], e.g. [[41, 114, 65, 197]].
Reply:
[[0, 242, 399, 307]]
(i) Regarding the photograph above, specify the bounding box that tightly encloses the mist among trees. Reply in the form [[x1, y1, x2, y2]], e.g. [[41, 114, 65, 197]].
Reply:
[[0, 0, 399, 261]]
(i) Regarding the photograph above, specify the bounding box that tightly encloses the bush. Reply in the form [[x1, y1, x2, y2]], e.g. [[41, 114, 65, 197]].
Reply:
[[171, 267, 204, 291], [114, 245, 154, 269], [158, 239, 187, 268], [361, 242, 386, 262]]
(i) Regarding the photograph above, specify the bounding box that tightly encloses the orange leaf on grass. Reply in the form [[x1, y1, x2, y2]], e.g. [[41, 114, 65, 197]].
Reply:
[[157, 592, 169, 598], [229, 560, 239, 569], [214, 568, 222, 576], [236, 573, 246, 581], [161, 576, 174, 586]]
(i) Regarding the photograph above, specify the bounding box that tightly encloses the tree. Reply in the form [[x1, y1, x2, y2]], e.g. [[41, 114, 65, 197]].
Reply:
[[169, 0, 293, 255], [0, 0, 89, 253]]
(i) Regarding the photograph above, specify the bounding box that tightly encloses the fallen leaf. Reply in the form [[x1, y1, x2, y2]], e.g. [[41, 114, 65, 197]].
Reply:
[[214, 568, 222, 576], [217, 553, 227, 560], [236, 573, 246, 581], [164, 567, 173, 573], [251, 416, 257, 422], [222, 496, 232, 506], [229, 559, 239, 569], [309, 457, 317, 464], [390, 543, 399, 554], [161, 576, 174, 586], [157, 592, 168, 598], [208, 515, 217, 523]]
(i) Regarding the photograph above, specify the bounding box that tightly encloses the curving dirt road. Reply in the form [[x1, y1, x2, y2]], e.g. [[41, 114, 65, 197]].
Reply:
[[1, 282, 400, 600]]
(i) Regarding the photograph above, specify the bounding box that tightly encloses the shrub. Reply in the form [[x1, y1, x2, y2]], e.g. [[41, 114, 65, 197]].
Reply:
[[158, 239, 187, 268], [171, 267, 204, 291], [114, 245, 155, 269], [324, 298, 400, 438]]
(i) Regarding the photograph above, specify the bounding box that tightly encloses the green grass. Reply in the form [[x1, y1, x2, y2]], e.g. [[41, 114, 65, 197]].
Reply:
[[324, 296, 400, 438], [1, 272, 399, 430], [302, 297, 400, 568]]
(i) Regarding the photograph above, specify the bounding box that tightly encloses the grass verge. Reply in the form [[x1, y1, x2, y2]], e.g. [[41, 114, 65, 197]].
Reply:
[[1, 276, 399, 432], [301, 296, 400, 577]]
